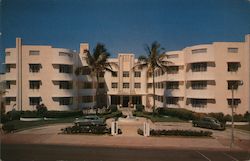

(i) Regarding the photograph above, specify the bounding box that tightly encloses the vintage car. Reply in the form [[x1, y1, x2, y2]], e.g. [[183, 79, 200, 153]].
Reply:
[[192, 117, 225, 130], [74, 115, 105, 126]]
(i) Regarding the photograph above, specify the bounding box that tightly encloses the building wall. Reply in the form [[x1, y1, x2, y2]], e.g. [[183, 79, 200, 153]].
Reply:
[[3, 35, 250, 114]]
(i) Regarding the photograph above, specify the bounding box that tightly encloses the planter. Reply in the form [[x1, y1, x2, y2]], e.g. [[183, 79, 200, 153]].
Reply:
[[20, 117, 43, 121]]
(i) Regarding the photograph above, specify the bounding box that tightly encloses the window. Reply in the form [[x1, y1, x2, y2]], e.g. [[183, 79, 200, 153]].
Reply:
[[227, 99, 241, 106], [155, 95, 163, 102], [191, 81, 207, 89], [111, 83, 118, 88], [5, 52, 10, 56], [228, 62, 240, 72], [166, 81, 179, 89], [29, 97, 41, 105], [123, 83, 129, 88], [123, 71, 129, 77], [192, 48, 207, 54], [59, 97, 73, 105], [134, 71, 141, 77], [29, 64, 41, 73], [82, 96, 95, 103], [29, 50, 40, 55], [191, 99, 207, 107], [59, 81, 72, 89], [167, 66, 179, 74], [6, 81, 15, 89], [134, 83, 141, 88], [29, 81, 41, 89], [82, 82, 93, 89], [80, 67, 91, 75], [191, 63, 207, 72], [228, 81, 239, 90], [228, 48, 238, 53], [166, 97, 179, 105], [112, 71, 118, 77], [148, 72, 152, 77], [147, 83, 152, 88], [59, 65, 73, 73], [59, 52, 73, 57], [5, 97, 16, 105], [98, 82, 105, 88], [5, 64, 16, 73]]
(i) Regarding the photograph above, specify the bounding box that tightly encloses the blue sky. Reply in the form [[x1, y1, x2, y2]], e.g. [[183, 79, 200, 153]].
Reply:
[[1, 0, 250, 72]]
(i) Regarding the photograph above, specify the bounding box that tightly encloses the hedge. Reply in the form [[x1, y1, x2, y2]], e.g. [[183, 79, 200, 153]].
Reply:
[[108, 105, 118, 112], [150, 129, 212, 137], [135, 104, 144, 112]]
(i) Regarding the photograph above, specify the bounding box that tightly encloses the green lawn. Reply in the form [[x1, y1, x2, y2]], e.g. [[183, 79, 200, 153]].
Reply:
[[2, 111, 122, 133], [133, 111, 186, 122], [234, 124, 250, 131], [2, 117, 75, 132]]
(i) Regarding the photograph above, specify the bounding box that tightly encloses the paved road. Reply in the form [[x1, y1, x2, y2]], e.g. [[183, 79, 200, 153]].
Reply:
[[1, 144, 250, 161]]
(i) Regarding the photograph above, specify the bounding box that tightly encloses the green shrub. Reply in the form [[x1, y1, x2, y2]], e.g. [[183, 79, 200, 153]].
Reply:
[[156, 108, 196, 120], [1, 110, 22, 123], [21, 111, 40, 118], [2, 124, 16, 133], [244, 111, 250, 122], [137, 128, 143, 135], [208, 112, 225, 122], [109, 105, 118, 112], [150, 129, 212, 137], [136, 104, 144, 112], [45, 111, 83, 118], [101, 111, 122, 120], [61, 125, 123, 135]]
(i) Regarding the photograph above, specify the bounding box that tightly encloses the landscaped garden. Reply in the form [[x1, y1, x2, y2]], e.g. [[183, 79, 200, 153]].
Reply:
[[1, 105, 122, 133]]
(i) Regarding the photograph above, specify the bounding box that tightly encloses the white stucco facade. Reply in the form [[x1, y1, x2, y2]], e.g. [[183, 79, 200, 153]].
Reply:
[[2, 35, 250, 114]]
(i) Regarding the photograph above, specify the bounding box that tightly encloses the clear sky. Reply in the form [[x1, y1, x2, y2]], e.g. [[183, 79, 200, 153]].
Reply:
[[1, 0, 250, 72]]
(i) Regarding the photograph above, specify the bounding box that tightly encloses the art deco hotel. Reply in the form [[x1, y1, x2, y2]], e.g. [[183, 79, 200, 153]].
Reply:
[[1, 35, 249, 115]]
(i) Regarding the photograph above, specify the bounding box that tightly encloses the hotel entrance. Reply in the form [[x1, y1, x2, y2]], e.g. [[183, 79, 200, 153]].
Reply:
[[122, 96, 129, 107], [110, 95, 142, 107]]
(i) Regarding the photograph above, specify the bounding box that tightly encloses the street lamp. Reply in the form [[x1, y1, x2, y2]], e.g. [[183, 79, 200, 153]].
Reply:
[[230, 80, 243, 150]]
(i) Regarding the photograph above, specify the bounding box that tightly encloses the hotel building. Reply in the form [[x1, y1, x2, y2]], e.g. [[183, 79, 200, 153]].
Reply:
[[2, 35, 250, 114]]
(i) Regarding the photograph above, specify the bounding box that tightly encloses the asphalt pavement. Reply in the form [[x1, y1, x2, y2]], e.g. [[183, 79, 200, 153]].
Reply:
[[1, 144, 250, 161]]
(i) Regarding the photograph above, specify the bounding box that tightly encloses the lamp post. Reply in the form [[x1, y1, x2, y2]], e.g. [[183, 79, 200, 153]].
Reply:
[[230, 80, 243, 150]]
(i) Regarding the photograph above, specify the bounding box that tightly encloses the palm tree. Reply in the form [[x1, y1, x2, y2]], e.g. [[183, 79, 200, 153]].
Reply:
[[134, 41, 172, 113], [75, 43, 117, 113]]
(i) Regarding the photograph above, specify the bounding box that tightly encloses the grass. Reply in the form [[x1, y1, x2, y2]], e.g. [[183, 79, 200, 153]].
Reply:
[[234, 124, 250, 131], [2, 111, 123, 133], [3, 117, 75, 132], [133, 111, 186, 122]]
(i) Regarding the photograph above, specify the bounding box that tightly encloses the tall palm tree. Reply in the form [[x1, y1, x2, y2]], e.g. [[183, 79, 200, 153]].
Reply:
[[134, 41, 172, 113], [75, 43, 117, 113]]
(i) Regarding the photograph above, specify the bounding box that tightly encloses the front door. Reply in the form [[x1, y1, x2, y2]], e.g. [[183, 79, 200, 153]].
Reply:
[[122, 96, 129, 107]]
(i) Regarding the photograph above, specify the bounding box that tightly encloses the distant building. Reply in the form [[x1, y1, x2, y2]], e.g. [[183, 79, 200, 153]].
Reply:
[[3, 35, 250, 114]]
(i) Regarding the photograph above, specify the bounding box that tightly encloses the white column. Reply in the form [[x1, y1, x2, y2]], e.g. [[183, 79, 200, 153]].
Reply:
[[143, 122, 150, 137], [111, 121, 118, 136]]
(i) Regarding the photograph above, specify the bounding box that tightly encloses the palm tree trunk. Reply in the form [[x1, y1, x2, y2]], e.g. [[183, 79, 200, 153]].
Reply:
[[152, 69, 156, 114], [95, 74, 99, 114]]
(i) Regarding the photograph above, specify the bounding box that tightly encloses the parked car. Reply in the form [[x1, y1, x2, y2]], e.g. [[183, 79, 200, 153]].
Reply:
[[192, 117, 225, 130], [74, 115, 105, 126]]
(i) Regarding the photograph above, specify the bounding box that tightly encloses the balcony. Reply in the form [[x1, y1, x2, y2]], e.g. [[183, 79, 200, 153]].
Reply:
[[186, 71, 215, 81], [52, 72, 74, 81], [52, 89, 76, 97], [186, 45, 215, 63], [186, 88, 215, 99], [52, 50, 74, 65], [5, 72, 17, 80], [165, 89, 185, 97]]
